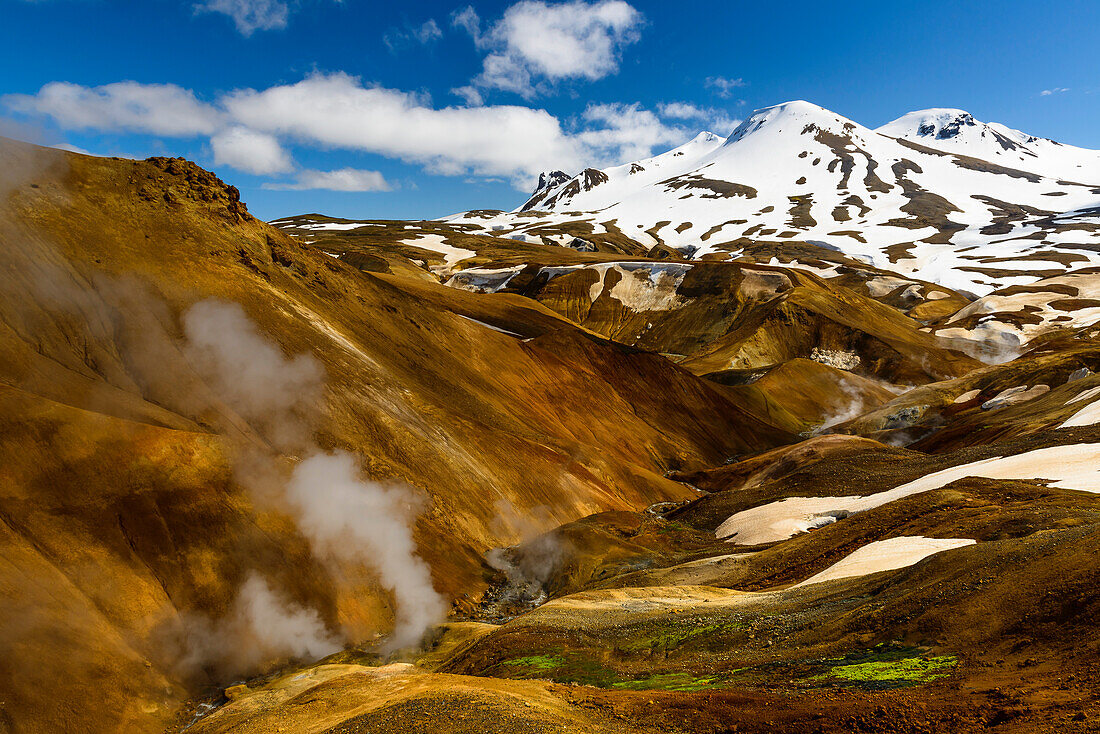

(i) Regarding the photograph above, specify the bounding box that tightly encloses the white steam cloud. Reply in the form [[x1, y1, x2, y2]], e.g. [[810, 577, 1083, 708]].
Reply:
[[179, 572, 341, 679], [182, 299, 323, 453], [8, 252, 447, 675], [180, 299, 447, 662], [816, 379, 871, 433], [484, 499, 569, 613], [286, 451, 448, 651]]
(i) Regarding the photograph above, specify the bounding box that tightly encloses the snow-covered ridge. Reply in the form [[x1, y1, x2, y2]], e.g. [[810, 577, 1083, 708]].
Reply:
[[443, 100, 1100, 299], [877, 108, 1100, 183], [521, 130, 727, 212], [722, 100, 854, 145]]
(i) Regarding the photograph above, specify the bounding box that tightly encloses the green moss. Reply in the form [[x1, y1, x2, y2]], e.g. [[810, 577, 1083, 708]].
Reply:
[[501, 654, 565, 671], [492, 637, 957, 695], [617, 621, 747, 653], [497, 648, 732, 691], [810, 655, 957, 689], [499, 650, 616, 686], [496, 641, 954, 693]]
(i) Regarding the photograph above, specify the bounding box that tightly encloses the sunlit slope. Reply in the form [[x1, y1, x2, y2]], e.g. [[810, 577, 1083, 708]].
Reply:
[[0, 138, 795, 732]]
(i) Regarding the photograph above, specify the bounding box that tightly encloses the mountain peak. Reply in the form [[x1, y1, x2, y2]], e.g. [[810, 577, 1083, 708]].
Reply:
[[873, 109, 1081, 168], [757, 100, 833, 116], [725, 101, 861, 145], [532, 170, 571, 197], [878, 109, 981, 141], [692, 130, 723, 143]]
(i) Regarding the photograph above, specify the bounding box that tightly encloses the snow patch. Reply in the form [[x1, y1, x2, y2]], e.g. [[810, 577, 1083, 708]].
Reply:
[[1060, 399, 1100, 428], [952, 389, 981, 404], [537, 262, 692, 311], [793, 536, 977, 587], [297, 222, 364, 231], [445, 266, 524, 293], [400, 234, 476, 270], [1067, 386, 1100, 405], [980, 384, 1049, 410], [717, 443, 1100, 545]]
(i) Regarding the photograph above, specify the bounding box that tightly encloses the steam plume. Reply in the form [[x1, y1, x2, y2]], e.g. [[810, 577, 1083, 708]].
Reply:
[[286, 451, 448, 651], [182, 299, 324, 453], [180, 299, 447, 656], [485, 499, 569, 612], [178, 572, 341, 680]]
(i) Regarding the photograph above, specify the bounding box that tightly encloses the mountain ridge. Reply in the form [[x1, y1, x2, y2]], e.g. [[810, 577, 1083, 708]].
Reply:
[[876, 107, 1100, 182], [526, 102, 1100, 210], [451, 101, 1100, 298]]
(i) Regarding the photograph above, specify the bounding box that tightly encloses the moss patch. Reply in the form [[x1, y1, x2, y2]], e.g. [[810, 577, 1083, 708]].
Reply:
[[617, 621, 748, 653], [812, 656, 957, 687], [502, 654, 565, 671], [491, 640, 956, 694], [498, 648, 733, 691], [807, 647, 958, 690]]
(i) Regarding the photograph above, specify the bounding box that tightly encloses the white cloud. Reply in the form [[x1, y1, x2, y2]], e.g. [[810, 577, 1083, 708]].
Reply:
[[413, 18, 443, 43], [4, 74, 703, 190], [451, 85, 484, 106], [222, 72, 587, 181], [458, 0, 643, 98], [1040, 87, 1070, 96], [578, 102, 686, 163], [211, 126, 294, 175], [658, 101, 740, 135], [658, 101, 707, 119], [706, 76, 746, 99], [49, 143, 94, 156], [4, 81, 222, 137], [384, 18, 443, 51], [51, 143, 96, 156], [263, 168, 392, 191], [451, 6, 483, 40], [476, 54, 536, 97], [197, 0, 289, 35]]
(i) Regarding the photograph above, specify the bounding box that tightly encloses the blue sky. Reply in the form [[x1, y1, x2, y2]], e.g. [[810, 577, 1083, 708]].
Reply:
[[1, 0, 1097, 221]]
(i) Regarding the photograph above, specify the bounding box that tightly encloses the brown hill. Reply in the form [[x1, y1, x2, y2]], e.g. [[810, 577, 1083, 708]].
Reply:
[[271, 217, 981, 387], [0, 138, 795, 732]]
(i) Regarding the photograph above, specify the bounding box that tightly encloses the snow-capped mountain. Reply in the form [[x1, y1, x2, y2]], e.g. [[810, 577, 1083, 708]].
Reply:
[[521, 130, 726, 212], [446, 101, 1100, 296], [877, 108, 1100, 183]]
